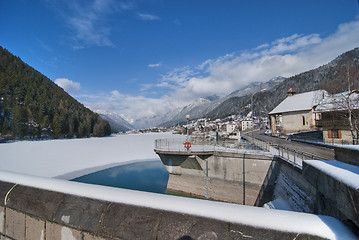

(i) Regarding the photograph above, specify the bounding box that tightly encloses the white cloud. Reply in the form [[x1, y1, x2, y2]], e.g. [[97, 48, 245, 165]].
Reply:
[[47, 0, 132, 49], [158, 18, 359, 102], [137, 13, 160, 21], [55, 78, 81, 93], [81, 18, 359, 127], [148, 63, 162, 68]]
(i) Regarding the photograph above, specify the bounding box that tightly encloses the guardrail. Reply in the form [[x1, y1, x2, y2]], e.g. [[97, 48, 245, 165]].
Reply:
[[154, 138, 263, 153], [155, 135, 327, 168], [243, 136, 328, 169]]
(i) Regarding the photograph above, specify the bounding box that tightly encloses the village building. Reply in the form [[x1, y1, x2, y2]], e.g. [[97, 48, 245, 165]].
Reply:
[[226, 123, 237, 133], [315, 91, 359, 144], [241, 119, 253, 131], [269, 89, 327, 135]]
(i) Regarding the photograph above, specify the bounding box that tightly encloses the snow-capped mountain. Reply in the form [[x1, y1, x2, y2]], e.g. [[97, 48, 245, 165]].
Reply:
[[226, 76, 285, 99], [95, 110, 135, 133], [159, 76, 285, 127], [159, 97, 221, 127]]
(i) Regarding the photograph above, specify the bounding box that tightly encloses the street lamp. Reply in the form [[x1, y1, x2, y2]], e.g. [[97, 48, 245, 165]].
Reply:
[[186, 115, 190, 140], [251, 94, 254, 144], [215, 119, 220, 143]]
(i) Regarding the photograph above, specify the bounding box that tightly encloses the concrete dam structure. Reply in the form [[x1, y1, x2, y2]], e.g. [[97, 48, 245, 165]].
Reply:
[[156, 148, 276, 205], [0, 138, 357, 239], [155, 138, 359, 235], [0, 171, 356, 240]]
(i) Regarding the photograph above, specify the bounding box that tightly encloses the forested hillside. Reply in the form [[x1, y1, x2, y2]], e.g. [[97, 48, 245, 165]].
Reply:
[[0, 46, 111, 140]]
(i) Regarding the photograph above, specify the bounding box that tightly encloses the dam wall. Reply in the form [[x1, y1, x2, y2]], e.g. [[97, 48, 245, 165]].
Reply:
[[158, 150, 359, 234], [158, 151, 278, 205], [1, 171, 355, 240]]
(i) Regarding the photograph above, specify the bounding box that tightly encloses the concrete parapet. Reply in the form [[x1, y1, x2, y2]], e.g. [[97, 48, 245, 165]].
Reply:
[[334, 146, 359, 166], [0, 172, 357, 240], [303, 160, 359, 231]]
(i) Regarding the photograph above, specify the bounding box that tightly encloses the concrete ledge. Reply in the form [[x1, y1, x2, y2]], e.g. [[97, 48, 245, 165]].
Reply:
[[0, 171, 357, 240], [334, 146, 359, 166], [303, 160, 359, 230]]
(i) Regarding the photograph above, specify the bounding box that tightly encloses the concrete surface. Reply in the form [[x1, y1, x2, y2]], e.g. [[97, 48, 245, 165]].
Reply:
[[303, 161, 359, 230], [0, 180, 334, 240], [158, 151, 276, 205], [334, 146, 359, 166]]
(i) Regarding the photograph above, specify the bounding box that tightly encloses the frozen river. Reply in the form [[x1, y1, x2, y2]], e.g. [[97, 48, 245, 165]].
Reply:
[[0, 132, 184, 179]]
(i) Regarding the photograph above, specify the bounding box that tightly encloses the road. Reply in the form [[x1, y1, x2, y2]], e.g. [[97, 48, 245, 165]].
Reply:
[[243, 130, 335, 160]]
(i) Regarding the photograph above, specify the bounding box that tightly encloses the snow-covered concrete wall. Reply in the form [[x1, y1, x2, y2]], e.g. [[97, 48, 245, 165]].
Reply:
[[0, 172, 357, 240], [334, 146, 359, 166], [303, 159, 359, 231], [267, 156, 359, 235]]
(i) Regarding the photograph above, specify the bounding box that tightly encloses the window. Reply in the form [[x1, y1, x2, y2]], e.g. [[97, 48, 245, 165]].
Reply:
[[302, 116, 306, 126], [328, 130, 342, 138]]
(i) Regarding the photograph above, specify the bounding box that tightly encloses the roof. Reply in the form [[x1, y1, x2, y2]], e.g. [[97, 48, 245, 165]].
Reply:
[[315, 91, 359, 113], [269, 90, 327, 115]]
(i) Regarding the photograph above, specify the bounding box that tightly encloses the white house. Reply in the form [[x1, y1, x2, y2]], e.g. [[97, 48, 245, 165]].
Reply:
[[269, 89, 327, 135], [226, 123, 237, 133], [241, 120, 253, 131]]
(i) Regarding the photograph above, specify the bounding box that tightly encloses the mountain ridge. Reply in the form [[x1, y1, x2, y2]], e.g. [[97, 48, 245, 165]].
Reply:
[[159, 47, 359, 126]]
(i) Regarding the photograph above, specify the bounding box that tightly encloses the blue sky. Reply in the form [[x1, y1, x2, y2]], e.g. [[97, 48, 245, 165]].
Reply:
[[1, 0, 359, 126]]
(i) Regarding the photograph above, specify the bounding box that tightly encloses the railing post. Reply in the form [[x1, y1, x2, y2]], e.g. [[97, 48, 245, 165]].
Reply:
[[287, 148, 289, 159], [206, 159, 209, 200]]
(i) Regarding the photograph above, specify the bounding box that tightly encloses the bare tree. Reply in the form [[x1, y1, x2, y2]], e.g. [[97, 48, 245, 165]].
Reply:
[[322, 61, 359, 144]]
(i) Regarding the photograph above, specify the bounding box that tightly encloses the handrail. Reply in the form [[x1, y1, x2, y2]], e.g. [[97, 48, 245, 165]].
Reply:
[[242, 135, 328, 169], [154, 138, 263, 154]]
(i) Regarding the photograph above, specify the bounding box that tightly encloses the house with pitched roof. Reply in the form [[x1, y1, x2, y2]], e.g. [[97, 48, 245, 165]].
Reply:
[[315, 91, 359, 144], [269, 89, 327, 135]]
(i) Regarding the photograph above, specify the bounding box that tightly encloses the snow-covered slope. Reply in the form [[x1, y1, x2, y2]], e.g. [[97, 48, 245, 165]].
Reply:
[[96, 110, 134, 133], [160, 97, 221, 127]]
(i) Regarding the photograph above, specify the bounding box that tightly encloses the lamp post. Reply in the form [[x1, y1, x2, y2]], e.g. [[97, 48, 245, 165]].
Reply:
[[215, 119, 220, 144], [186, 115, 190, 140], [251, 94, 254, 144]]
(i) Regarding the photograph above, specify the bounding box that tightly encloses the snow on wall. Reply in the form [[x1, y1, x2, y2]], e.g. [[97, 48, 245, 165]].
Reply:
[[269, 171, 313, 213], [304, 160, 359, 190]]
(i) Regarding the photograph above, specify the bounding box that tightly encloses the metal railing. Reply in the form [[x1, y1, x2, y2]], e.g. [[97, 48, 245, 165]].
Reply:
[[154, 138, 263, 154], [244, 136, 328, 169], [155, 135, 327, 169]]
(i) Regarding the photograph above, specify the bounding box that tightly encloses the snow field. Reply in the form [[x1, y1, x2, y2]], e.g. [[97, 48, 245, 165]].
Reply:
[[0, 132, 184, 179]]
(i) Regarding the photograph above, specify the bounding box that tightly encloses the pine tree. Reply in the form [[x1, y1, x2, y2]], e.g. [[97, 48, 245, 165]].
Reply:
[[2, 118, 8, 136]]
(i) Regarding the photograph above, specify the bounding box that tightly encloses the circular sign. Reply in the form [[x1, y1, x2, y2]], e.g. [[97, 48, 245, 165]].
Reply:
[[184, 141, 191, 149]]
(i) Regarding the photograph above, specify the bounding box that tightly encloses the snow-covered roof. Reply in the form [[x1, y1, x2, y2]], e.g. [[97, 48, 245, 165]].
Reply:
[[269, 90, 327, 115], [315, 91, 359, 113]]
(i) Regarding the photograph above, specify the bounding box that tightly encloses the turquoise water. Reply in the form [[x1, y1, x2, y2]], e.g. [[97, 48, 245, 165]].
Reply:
[[71, 159, 169, 194]]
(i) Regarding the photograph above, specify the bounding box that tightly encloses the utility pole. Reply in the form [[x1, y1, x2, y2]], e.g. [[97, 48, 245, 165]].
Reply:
[[251, 94, 254, 144], [186, 115, 190, 140]]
